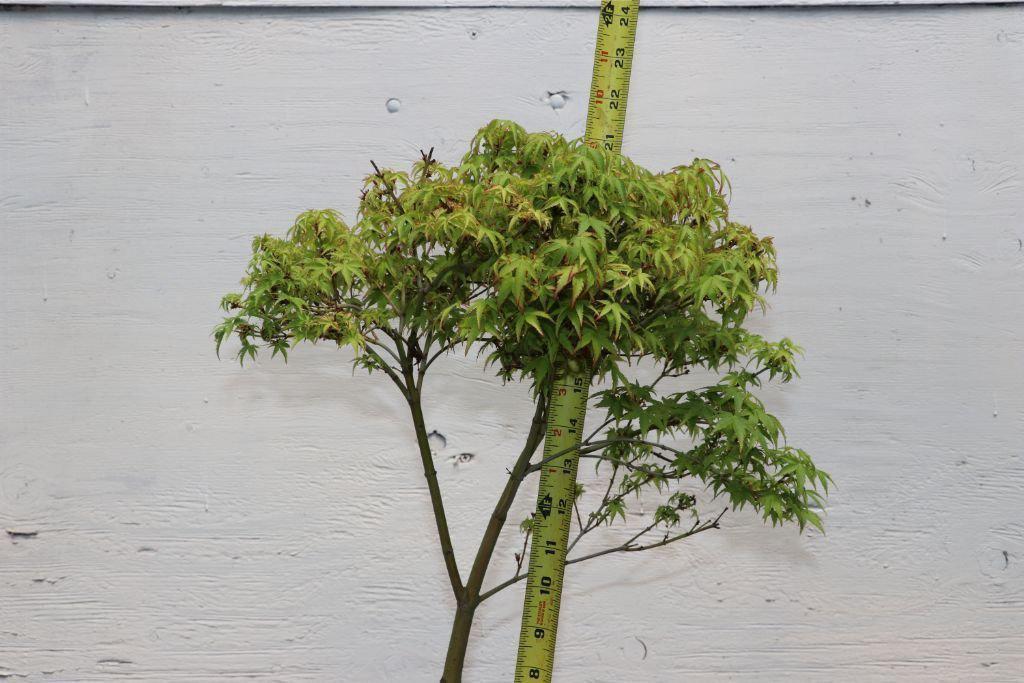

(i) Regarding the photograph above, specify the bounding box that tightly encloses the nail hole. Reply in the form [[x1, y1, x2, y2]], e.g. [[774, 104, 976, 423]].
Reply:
[[546, 91, 568, 110], [427, 430, 447, 452]]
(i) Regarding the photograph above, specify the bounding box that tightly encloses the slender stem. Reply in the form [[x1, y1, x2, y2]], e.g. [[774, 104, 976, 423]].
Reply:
[[574, 454, 681, 482], [440, 396, 547, 680], [363, 345, 409, 401], [463, 397, 548, 605], [478, 509, 725, 602], [582, 414, 617, 444], [368, 336, 403, 365], [570, 508, 727, 564], [516, 525, 532, 576], [528, 437, 684, 473], [423, 340, 458, 374], [405, 370, 463, 598], [477, 571, 526, 604], [567, 464, 621, 554]]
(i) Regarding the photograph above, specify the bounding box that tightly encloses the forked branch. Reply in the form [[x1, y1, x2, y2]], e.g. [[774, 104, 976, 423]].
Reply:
[[478, 508, 726, 603]]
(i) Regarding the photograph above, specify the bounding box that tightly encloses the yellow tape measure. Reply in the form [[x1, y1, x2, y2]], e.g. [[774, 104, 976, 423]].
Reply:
[[514, 369, 591, 682], [514, 3, 639, 681], [585, 0, 640, 155]]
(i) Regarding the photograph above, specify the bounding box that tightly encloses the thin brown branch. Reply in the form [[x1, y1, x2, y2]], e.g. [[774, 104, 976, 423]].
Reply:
[[366, 335, 404, 366], [567, 464, 620, 555], [528, 437, 684, 474], [477, 570, 525, 604], [514, 523, 531, 577], [405, 369, 463, 598], [362, 346, 409, 401], [462, 396, 548, 607], [568, 508, 727, 565], [574, 455, 681, 482], [423, 340, 459, 374], [478, 509, 725, 603]]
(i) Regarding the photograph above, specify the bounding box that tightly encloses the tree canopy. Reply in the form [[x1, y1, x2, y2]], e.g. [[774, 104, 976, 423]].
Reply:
[[216, 118, 829, 532]]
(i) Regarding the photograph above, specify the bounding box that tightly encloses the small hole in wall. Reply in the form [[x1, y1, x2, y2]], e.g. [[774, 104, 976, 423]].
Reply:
[[544, 91, 568, 110], [452, 452, 475, 465], [427, 430, 447, 452]]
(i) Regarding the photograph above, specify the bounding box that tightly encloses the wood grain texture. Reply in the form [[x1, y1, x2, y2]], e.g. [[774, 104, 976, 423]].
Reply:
[[1, 5, 1023, 681]]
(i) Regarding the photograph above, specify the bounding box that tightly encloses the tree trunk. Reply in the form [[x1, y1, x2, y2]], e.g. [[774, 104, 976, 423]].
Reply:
[[439, 398, 546, 682], [440, 602, 477, 683]]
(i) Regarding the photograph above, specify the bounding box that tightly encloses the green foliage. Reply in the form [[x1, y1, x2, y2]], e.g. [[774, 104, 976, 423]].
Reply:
[[216, 119, 829, 533]]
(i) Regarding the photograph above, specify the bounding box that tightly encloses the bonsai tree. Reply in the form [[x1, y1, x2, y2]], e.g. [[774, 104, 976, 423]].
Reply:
[[215, 120, 830, 681]]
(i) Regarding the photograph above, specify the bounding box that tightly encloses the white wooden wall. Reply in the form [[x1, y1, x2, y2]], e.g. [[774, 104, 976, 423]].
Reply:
[[2, 4, 1023, 681]]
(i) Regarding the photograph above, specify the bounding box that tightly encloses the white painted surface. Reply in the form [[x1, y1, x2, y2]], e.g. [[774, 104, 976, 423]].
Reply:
[[2, 5, 1023, 681]]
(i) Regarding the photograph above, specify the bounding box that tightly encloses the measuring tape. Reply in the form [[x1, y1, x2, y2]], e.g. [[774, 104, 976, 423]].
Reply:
[[514, 2, 639, 681], [585, 0, 640, 154]]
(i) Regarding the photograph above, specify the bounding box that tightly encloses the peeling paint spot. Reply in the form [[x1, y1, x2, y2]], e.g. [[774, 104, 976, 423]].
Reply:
[[385, 98, 401, 114], [6, 529, 38, 540], [31, 577, 64, 585], [451, 452, 475, 465]]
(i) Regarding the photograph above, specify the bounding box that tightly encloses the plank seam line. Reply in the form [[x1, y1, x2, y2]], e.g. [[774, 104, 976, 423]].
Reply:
[[3, 0, 1022, 8]]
